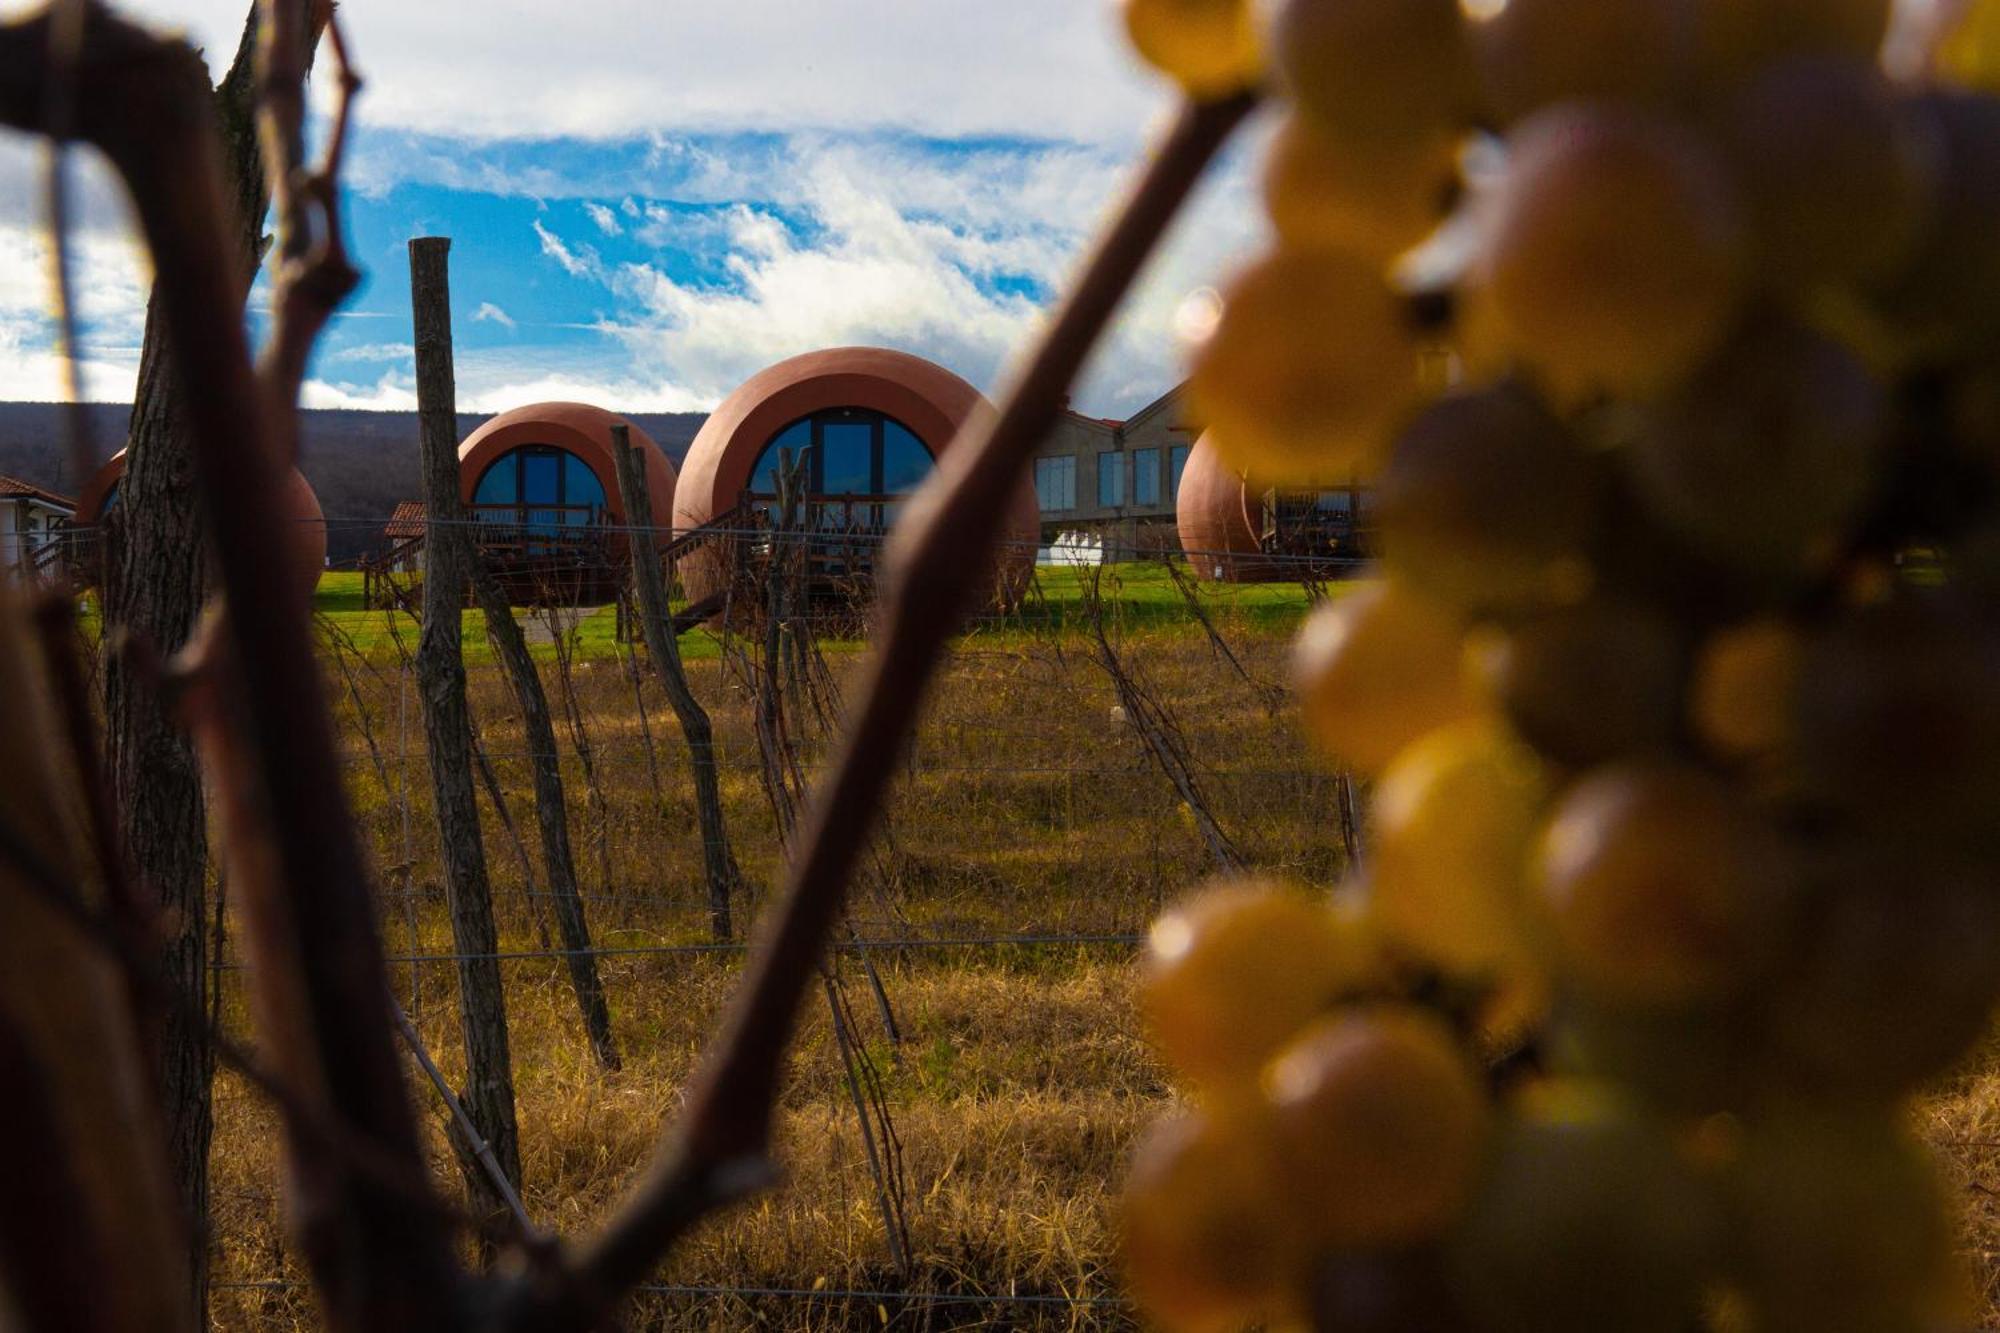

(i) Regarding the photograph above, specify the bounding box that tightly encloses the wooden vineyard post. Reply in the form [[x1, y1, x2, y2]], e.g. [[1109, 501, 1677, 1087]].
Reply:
[[408, 234, 524, 1224], [611, 424, 741, 942]]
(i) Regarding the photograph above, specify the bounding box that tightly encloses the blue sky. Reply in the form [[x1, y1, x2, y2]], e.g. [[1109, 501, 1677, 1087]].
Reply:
[[0, 0, 1272, 417]]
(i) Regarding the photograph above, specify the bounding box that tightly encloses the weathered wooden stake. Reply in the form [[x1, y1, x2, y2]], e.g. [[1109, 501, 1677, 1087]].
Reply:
[[611, 425, 740, 941], [471, 565, 620, 1070], [408, 234, 523, 1221]]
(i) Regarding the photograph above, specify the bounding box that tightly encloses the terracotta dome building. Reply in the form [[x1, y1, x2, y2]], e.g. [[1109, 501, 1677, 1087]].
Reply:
[[1175, 433, 1369, 583], [456, 401, 678, 604], [76, 449, 327, 596], [672, 347, 1039, 608]]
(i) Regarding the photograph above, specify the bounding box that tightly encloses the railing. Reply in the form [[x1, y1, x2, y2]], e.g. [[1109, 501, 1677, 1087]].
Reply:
[[360, 533, 426, 610], [739, 491, 909, 585]]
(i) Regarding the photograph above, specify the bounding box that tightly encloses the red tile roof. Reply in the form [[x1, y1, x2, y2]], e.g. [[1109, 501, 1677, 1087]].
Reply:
[[0, 475, 75, 510], [383, 500, 426, 540]]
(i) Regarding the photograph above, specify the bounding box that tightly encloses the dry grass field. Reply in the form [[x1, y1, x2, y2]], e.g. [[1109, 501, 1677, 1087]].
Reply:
[[199, 567, 2000, 1329]]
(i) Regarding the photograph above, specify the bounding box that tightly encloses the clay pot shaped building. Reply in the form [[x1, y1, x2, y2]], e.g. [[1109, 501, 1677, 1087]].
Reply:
[[76, 448, 327, 597], [672, 347, 1039, 610], [1175, 432, 1368, 582], [456, 402, 678, 605]]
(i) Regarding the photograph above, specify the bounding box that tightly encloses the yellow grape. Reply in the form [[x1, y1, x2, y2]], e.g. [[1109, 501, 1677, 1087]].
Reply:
[[1264, 1008, 1489, 1247], [1121, 0, 1263, 98], [1262, 115, 1460, 262], [1793, 596, 2000, 830], [1270, 0, 1474, 149], [1532, 763, 1796, 1007], [1473, 0, 1696, 123], [1187, 245, 1422, 485], [1484, 600, 1687, 768], [1374, 380, 1601, 614], [1938, 0, 2000, 92], [1622, 318, 1885, 590], [1306, 1249, 1470, 1332], [1448, 1097, 1722, 1332], [1369, 719, 1545, 976], [1690, 618, 1801, 760], [1293, 578, 1482, 776], [1553, 998, 1759, 1116], [1713, 55, 1937, 297], [1881, 91, 2000, 353], [1140, 881, 1383, 1091], [1121, 1111, 1301, 1331], [1729, 1111, 1963, 1332], [1692, 0, 1892, 86], [1766, 848, 2000, 1101], [1473, 103, 1746, 399]]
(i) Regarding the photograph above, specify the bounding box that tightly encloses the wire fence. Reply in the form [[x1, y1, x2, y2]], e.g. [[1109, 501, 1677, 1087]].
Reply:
[[129, 505, 1353, 1328], [30, 506, 1374, 580]]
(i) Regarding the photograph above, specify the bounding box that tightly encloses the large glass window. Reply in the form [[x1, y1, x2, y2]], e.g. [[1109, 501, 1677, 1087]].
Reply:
[[821, 421, 874, 494], [745, 409, 935, 500], [1170, 443, 1192, 499], [1097, 452, 1125, 508], [471, 444, 609, 534], [1034, 455, 1076, 512], [743, 408, 936, 533], [1133, 447, 1161, 506], [881, 422, 931, 492], [749, 419, 812, 494]]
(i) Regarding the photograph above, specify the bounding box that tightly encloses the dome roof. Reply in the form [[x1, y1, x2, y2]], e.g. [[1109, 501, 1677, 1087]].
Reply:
[[77, 448, 326, 595], [673, 347, 1039, 602], [457, 401, 677, 541], [1175, 432, 1274, 583]]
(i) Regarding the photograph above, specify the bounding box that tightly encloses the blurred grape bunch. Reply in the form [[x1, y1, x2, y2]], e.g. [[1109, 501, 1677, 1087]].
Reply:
[[1116, 0, 2000, 1328]]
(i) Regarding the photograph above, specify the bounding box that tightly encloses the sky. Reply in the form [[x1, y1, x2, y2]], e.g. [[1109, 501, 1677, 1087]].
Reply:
[[0, 0, 1274, 418]]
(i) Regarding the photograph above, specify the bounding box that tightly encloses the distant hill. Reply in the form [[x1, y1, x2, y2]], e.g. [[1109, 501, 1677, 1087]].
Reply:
[[0, 403, 707, 563]]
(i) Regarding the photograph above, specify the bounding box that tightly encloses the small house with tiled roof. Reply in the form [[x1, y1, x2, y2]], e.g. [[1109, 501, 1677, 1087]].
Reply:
[[0, 475, 76, 582], [382, 500, 427, 573]]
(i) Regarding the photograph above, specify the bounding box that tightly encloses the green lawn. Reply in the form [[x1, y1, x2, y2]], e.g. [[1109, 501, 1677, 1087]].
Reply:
[[303, 562, 1331, 665]]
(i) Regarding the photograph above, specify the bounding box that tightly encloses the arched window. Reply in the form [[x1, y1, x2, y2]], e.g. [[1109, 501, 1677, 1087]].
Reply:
[[746, 409, 933, 500], [471, 445, 609, 533], [744, 408, 935, 535]]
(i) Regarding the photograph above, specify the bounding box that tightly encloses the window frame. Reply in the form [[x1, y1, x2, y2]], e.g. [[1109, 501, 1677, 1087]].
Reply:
[[1097, 451, 1125, 509], [746, 407, 933, 499], [1132, 446, 1161, 506], [1034, 455, 1077, 513], [469, 443, 612, 539]]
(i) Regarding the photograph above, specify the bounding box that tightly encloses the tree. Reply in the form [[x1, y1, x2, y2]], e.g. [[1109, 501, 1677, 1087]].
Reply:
[[98, 1, 321, 1319]]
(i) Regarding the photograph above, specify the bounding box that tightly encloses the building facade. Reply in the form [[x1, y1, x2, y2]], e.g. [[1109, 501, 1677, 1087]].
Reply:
[[0, 476, 75, 582], [674, 346, 1039, 608], [1027, 386, 1196, 559]]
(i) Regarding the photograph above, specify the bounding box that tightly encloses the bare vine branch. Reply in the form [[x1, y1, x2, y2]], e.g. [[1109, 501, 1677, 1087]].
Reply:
[[0, 6, 463, 1326], [496, 88, 1259, 1333], [256, 0, 361, 413]]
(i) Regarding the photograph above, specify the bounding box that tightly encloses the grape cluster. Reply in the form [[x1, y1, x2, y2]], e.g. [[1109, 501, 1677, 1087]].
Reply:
[[1117, 0, 2000, 1328]]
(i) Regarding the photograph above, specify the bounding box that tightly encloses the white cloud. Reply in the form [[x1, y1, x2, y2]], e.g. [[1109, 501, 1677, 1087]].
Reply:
[[0, 0, 1169, 146], [301, 373, 419, 411], [523, 129, 1266, 415], [472, 302, 517, 330], [531, 218, 601, 280], [0, 221, 153, 402], [0, 5, 1264, 418], [322, 340, 417, 364]]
